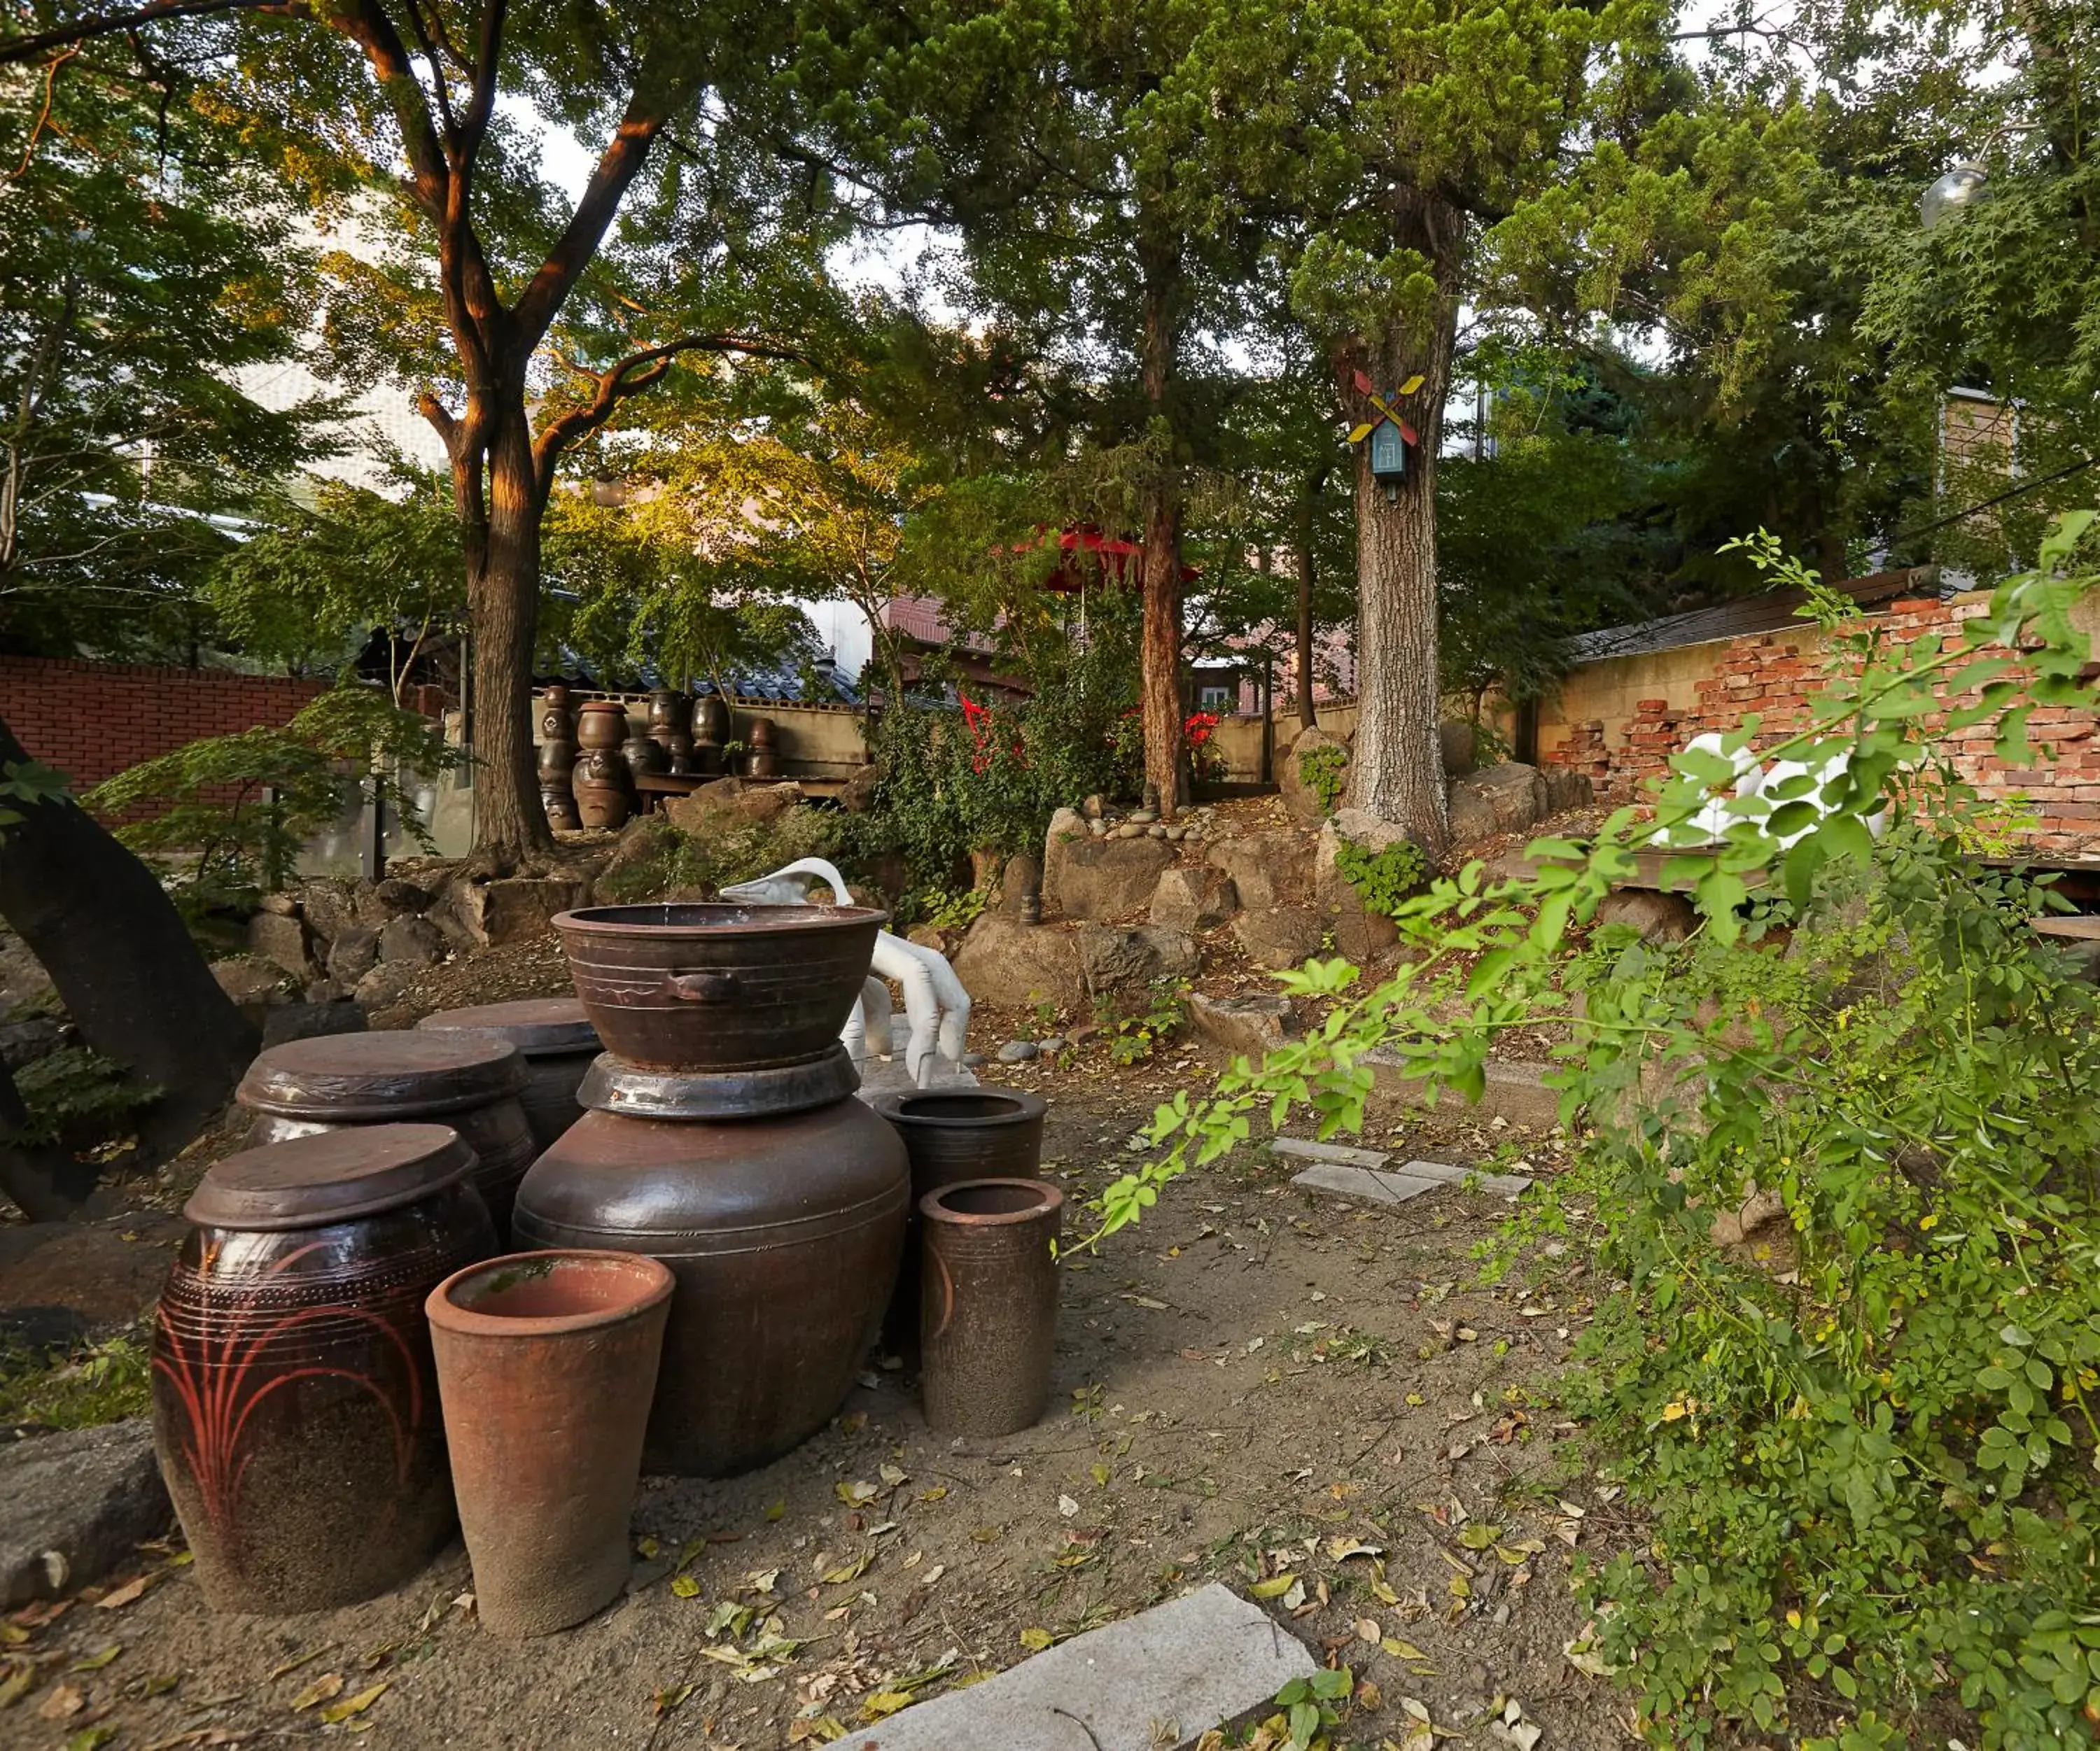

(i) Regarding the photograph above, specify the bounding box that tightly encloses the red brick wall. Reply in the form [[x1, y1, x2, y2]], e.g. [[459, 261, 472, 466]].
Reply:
[[1540, 596, 2100, 855], [0, 656, 331, 794]]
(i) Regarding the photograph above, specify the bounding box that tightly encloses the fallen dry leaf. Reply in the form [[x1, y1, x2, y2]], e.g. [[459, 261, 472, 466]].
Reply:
[[94, 1577, 150, 1611], [290, 1672, 345, 1711], [37, 1682, 85, 1721], [318, 1680, 388, 1724]]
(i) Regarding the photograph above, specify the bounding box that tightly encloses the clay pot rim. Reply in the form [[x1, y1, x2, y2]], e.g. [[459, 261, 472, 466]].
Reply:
[[426, 1249, 674, 1339], [921, 1177, 1064, 1226], [553, 902, 889, 938], [872, 1088, 1046, 1130]]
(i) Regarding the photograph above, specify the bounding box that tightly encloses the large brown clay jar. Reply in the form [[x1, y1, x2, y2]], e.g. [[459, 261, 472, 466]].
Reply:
[[427, 1250, 672, 1636], [153, 1125, 496, 1614], [416, 999, 600, 1153], [512, 1097, 908, 1476], [237, 1032, 536, 1244], [920, 1178, 1063, 1439], [552, 902, 884, 1071], [870, 1088, 1046, 1356], [573, 750, 631, 830]]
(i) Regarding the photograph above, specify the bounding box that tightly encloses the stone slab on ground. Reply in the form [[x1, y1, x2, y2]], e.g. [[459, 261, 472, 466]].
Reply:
[[835, 1582, 1313, 1751], [0, 1216, 187, 1346], [1275, 1136, 1532, 1195], [0, 1419, 172, 1605], [1366, 1049, 1564, 1131], [1287, 1153, 1534, 1208]]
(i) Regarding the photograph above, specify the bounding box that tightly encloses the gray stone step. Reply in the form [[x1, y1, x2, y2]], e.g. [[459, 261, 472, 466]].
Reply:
[[1276, 1136, 1533, 1200], [0, 1419, 170, 1606], [834, 1582, 1313, 1751]]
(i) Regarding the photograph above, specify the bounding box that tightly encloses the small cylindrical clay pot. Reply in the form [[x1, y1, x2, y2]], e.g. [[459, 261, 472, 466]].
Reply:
[[426, 1250, 673, 1637], [920, 1178, 1063, 1439], [872, 1088, 1046, 1356]]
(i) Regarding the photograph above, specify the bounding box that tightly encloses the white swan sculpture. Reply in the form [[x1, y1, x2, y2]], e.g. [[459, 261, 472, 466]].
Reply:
[[1657, 733, 1886, 848], [718, 857, 974, 1089]]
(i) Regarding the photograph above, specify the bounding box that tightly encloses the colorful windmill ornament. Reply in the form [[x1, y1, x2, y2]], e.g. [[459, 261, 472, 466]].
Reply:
[[1348, 370, 1426, 498]]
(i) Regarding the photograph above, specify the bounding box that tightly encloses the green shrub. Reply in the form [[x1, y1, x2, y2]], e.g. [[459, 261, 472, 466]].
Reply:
[[83, 685, 461, 915], [1109, 512, 2100, 1746]]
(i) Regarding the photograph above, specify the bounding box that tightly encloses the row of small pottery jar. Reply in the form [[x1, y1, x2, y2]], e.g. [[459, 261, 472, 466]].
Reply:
[[538, 686, 778, 834]]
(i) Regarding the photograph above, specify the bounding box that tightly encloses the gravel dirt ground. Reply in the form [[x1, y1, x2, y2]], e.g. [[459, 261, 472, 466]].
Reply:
[[1, 1022, 1638, 1751]]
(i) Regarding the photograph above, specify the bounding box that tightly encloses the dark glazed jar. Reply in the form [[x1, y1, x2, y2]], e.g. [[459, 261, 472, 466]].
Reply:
[[538, 682, 574, 743], [153, 1125, 497, 1614], [416, 999, 600, 1153], [575, 699, 627, 752], [920, 1178, 1063, 1439], [572, 750, 631, 831], [552, 902, 885, 1072], [237, 1032, 536, 1244], [622, 729, 666, 778], [512, 1097, 908, 1477], [647, 689, 692, 740], [693, 694, 732, 747], [870, 1088, 1046, 1352]]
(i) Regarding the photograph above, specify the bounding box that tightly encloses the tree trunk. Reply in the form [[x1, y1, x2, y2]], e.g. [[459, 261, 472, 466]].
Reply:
[[0, 714, 258, 1216], [1139, 484, 1185, 813], [1294, 469, 1324, 731], [459, 400, 554, 866], [1340, 204, 1462, 852]]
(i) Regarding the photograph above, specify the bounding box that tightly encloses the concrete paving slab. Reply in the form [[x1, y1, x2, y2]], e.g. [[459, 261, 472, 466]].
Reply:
[[834, 1582, 1313, 1751], [1271, 1135, 1391, 1170], [1289, 1162, 1445, 1206]]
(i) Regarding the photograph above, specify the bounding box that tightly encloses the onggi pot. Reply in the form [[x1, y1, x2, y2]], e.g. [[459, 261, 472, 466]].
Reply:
[[236, 1032, 536, 1244], [426, 1251, 673, 1637], [869, 1088, 1046, 1354], [153, 1125, 496, 1614], [416, 999, 601, 1153], [920, 1178, 1063, 1440]]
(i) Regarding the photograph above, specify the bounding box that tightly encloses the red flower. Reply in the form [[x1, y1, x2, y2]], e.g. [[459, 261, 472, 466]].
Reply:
[[1183, 711, 1220, 748]]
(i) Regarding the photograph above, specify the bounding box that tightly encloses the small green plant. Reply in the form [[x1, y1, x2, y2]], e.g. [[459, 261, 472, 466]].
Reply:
[[920, 887, 990, 932], [0, 1330, 152, 1430], [7, 1047, 162, 1147], [1297, 743, 1347, 815], [1268, 1667, 1354, 1750], [1954, 789, 2043, 857], [1105, 979, 1189, 1065], [1331, 836, 1429, 915], [0, 756, 70, 831]]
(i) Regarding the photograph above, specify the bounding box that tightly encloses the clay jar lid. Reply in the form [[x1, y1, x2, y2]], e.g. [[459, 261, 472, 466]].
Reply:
[[416, 999, 599, 1059], [238, 1031, 526, 1121], [186, 1124, 476, 1231]]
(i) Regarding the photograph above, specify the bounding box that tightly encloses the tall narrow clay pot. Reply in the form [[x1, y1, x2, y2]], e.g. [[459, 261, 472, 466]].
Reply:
[[920, 1178, 1063, 1439], [426, 1251, 673, 1636], [871, 1088, 1046, 1356]]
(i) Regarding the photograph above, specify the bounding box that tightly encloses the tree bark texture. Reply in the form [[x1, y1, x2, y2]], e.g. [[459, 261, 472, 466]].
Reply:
[[1337, 196, 1464, 852], [1294, 468, 1324, 730], [1137, 237, 1187, 815], [0, 714, 258, 1214]]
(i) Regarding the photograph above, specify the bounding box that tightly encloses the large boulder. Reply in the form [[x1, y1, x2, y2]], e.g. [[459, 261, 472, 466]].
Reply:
[[246, 909, 316, 980], [1149, 864, 1238, 932], [326, 923, 381, 983], [378, 914, 447, 967], [1187, 991, 1302, 1060], [1447, 761, 1550, 848], [1595, 888, 1697, 945], [1206, 831, 1312, 913], [1044, 833, 1174, 922], [1079, 924, 1199, 997], [997, 852, 1044, 916], [209, 955, 291, 1020], [663, 776, 804, 834], [1438, 719, 1480, 779], [1279, 724, 1348, 823], [1231, 906, 1325, 970], [446, 877, 590, 946], [0, 1420, 170, 1606], [1542, 766, 1594, 815], [261, 1000, 370, 1049], [1313, 810, 1417, 962], [951, 915, 1086, 1008]]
